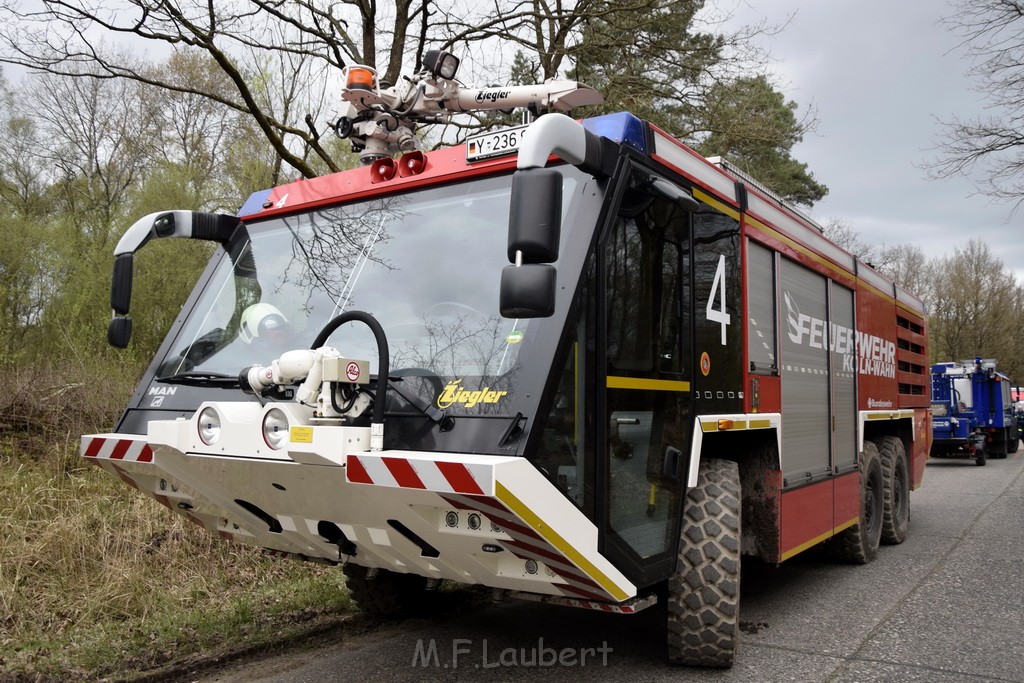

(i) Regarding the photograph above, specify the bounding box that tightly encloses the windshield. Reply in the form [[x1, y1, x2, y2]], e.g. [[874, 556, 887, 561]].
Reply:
[[156, 171, 582, 413]]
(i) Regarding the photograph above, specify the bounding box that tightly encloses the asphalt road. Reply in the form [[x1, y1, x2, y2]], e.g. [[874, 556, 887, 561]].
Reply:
[[202, 448, 1024, 682]]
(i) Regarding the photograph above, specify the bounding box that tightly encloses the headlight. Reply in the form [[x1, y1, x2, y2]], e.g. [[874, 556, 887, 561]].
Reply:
[[197, 407, 222, 445], [262, 408, 290, 450]]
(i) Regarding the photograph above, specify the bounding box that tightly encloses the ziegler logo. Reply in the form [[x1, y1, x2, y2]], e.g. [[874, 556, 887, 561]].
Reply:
[[476, 90, 511, 103], [437, 380, 508, 409]]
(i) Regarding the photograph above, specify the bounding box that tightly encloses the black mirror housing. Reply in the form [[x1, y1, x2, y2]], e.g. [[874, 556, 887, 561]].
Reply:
[[508, 169, 561, 263], [111, 253, 134, 315], [500, 264, 556, 318], [108, 316, 133, 348]]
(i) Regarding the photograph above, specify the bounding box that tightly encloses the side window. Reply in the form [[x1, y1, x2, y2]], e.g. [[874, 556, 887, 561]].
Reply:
[[746, 241, 777, 373], [534, 255, 597, 518], [606, 194, 685, 375]]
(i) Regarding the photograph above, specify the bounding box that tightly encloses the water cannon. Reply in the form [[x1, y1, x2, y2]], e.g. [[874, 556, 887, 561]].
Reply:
[[333, 49, 604, 165], [239, 347, 372, 421]]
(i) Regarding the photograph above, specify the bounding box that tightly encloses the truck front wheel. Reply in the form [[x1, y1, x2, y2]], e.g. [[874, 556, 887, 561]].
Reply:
[[667, 458, 741, 668], [343, 564, 428, 617]]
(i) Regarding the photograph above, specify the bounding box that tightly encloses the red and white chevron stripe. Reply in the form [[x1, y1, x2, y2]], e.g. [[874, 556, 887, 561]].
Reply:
[[346, 454, 490, 495], [442, 492, 614, 602], [80, 435, 154, 463]]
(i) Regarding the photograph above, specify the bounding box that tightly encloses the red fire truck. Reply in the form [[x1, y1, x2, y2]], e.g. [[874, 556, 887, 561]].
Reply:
[[81, 50, 930, 667]]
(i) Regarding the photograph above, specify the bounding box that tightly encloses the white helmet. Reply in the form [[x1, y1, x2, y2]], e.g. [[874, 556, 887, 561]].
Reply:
[[239, 303, 288, 344]]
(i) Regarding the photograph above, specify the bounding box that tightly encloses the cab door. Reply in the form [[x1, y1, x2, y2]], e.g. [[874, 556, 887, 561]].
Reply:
[[600, 170, 693, 585]]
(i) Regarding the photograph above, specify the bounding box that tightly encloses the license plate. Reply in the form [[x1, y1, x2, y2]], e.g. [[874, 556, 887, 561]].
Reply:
[[465, 125, 528, 162]]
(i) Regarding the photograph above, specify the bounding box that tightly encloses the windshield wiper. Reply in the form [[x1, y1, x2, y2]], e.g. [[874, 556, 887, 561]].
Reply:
[[157, 372, 241, 388], [387, 377, 455, 431]]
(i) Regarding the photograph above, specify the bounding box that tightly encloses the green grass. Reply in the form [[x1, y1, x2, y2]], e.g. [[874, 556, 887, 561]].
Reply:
[[0, 435, 357, 681]]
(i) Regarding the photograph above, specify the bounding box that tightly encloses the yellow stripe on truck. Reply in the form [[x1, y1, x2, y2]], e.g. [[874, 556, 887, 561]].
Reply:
[[495, 481, 629, 602], [607, 376, 690, 392], [780, 516, 859, 561]]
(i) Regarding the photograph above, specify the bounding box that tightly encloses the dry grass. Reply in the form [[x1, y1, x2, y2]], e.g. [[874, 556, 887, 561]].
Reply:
[[0, 363, 355, 681]]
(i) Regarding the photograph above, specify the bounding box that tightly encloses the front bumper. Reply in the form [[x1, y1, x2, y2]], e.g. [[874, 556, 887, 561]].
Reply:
[[81, 401, 635, 604]]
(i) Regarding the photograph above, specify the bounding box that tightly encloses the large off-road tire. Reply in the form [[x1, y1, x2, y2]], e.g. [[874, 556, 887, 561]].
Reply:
[[830, 441, 883, 564], [667, 458, 741, 668], [343, 563, 428, 617], [876, 436, 909, 545]]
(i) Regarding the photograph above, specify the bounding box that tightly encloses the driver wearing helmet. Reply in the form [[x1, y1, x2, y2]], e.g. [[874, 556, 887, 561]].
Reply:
[[239, 303, 291, 346]]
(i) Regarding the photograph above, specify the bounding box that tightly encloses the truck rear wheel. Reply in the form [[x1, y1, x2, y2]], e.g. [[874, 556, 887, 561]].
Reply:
[[876, 437, 909, 545], [1008, 428, 1020, 454], [667, 458, 741, 668], [829, 441, 883, 564], [343, 563, 428, 617], [990, 432, 1007, 459]]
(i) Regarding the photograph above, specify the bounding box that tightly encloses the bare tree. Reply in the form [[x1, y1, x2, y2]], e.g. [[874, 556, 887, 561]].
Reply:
[[24, 65, 159, 243], [927, 238, 1024, 376], [0, 77, 49, 357], [821, 218, 931, 292], [929, 0, 1024, 211], [879, 243, 931, 295], [0, 0, 781, 180], [141, 52, 280, 206], [0, 1, 416, 178], [823, 217, 879, 263]]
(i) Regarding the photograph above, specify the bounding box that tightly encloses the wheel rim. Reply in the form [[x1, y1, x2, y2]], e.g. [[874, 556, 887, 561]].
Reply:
[[864, 478, 875, 527], [865, 464, 883, 536], [894, 464, 907, 522]]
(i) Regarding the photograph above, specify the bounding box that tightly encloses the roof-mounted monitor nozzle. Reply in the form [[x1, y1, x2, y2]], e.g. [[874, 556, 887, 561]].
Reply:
[[334, 48, 603, 165]]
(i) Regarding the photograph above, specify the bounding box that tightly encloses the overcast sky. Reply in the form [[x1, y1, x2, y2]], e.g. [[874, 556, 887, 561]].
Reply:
[[727, 1, 1024, 284]]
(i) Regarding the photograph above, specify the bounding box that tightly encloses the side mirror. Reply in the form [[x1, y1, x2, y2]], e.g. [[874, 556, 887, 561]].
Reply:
[[502, 169, 562, 319], [111, 253, 134, 315], [108, 316, 133, 349], [508, 168, 561, 262], [107, 211, 240, 348], [500, 264, 556, 318]]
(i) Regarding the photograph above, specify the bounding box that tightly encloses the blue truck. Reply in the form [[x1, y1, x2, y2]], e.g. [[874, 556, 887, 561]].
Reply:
[[931, 359, 1020, 466]]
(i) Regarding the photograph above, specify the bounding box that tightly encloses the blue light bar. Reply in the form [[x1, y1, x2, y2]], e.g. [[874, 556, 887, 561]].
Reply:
[[581, 113, 648, 155], [238, 188, 272, 217]]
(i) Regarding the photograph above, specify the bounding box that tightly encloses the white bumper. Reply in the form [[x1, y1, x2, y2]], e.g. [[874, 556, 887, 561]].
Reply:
[[81, 402, 635, 604]]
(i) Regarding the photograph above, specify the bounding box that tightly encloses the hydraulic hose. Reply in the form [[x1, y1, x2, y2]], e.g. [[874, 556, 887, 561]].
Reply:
[[311, 310, 389, 427]]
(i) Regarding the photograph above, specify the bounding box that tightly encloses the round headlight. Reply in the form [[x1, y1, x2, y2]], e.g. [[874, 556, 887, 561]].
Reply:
[[197, 407, 222, 446], [262, 408, 290, 450]]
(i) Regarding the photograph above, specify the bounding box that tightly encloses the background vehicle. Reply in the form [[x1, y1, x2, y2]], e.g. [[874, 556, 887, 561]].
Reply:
[[81, 50, 930, 667], [931, 359, 1020, 465]]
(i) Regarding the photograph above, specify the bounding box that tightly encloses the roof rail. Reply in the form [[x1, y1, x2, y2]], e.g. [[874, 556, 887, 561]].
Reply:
[[706, 156, 826, 234]]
